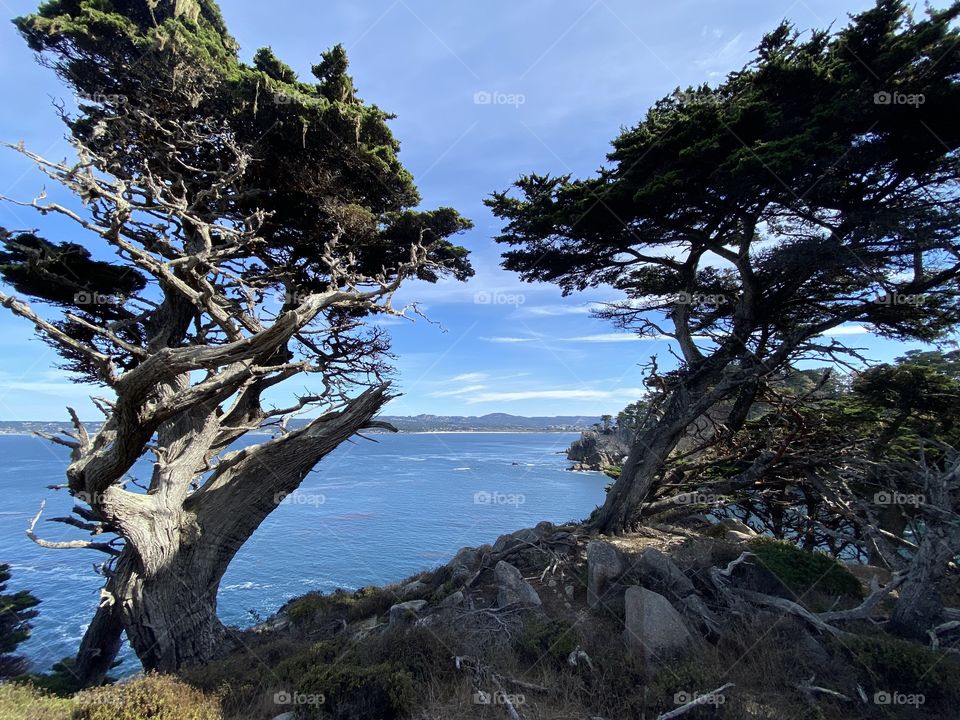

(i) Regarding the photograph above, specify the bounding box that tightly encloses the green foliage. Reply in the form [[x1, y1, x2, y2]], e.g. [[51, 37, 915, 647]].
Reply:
[[0, 563, 41, 678], [489, 0, 960, 355], [8, 0, 473, 380], [71, 674, 223, 719], [749, 538, 862, 599], [835, 634, 960, 708], [515, 617, 577, 666], [283, 585, 395, 626], [297, 662, 415, 720]]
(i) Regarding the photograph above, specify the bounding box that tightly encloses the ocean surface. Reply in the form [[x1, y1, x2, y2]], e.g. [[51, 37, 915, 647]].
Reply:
[[0, 432, 607, 674]]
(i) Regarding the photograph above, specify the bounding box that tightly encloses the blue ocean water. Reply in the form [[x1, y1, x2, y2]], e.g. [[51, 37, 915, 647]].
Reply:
[[0, 432, 607, 674]]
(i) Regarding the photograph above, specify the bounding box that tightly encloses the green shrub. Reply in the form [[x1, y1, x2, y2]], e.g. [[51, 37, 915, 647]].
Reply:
[[748, 538, 862, 600], [284, 585, 394, 626], [836, 634, 960, 708], [71, 674, 222, 720], [0, 682, 72, 720], [515, 617, 577, 667], [296, 662, 415, 720]]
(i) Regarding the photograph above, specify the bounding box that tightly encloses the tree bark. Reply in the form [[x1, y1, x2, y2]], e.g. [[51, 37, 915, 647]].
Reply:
[[589, 356, 764, 534], [71, 384, 391, 676], [889, 520, 960, 639]]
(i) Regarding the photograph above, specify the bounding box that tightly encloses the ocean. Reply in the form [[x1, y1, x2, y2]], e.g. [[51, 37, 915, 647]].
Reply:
[[0, 431, 607, 674]]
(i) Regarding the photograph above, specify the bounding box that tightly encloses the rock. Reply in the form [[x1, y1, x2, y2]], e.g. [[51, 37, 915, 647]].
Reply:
[[566, 429, 631, 471], [495, 561, 541, 607], [449, 547, 481, 583], [439, 590, 464, 609], [845, 563, 893, 587], [389, 599, 427, 626], [725, 530, 755, 543], [353, 615, 379, 632], [718, 518, 756, 535], [623, 586, 693, 661], [493, 528, 540, 555], [399, 579, 429, 599], [587, 540, 625, 608], [272, 713, 296, 720], [637, 547, 695, 599]]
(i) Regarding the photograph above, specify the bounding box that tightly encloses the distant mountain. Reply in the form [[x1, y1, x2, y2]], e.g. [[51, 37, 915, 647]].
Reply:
[[0, 415, 600, 435]]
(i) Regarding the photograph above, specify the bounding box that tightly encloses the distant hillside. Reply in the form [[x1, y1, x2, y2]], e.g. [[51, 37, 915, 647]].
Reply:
[[0, 415, 600, 436]]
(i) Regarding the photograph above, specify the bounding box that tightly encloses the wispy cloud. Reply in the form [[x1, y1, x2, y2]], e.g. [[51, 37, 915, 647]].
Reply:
[[430, 384, 487, 397], [483, 332, 675, 344], [465, 387, 648, 404], [449, 372, 488, 382]]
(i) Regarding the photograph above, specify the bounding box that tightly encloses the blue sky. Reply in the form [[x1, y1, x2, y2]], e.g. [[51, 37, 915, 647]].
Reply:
[[0, 0, 946, 420]]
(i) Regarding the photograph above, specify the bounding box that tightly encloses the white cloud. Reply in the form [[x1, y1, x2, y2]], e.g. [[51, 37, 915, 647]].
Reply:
[[519, 303, 603, 317], [818, 324, 872, 337], [465, 387, 648, 404], [449, 372, 488, 382], [430, 384, 487, 397]]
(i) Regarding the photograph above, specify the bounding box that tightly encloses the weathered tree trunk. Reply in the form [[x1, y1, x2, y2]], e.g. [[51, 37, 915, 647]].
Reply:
[[72, 384, 390, 677], [889, 520, 960, 639], [74, 574, 126, 686]]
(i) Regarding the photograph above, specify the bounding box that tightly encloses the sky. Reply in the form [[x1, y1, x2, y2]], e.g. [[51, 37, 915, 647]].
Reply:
[[0, 0, 949, 420]]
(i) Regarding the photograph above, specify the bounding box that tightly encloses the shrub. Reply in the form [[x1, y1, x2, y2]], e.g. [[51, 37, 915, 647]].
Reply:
[[0, 682, 72, 720], [71, 674, 222, 719], [836, 634, 960, 709], [515, 617, 577, 667], [296, 662, 415, 720], [284, 585, 395, 626], [748, 538, 862, 600]]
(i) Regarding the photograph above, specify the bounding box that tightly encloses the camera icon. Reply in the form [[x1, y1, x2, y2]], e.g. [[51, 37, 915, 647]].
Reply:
[[873, 91, 892, 105], [473, 491, 492, 505], [874, 691, 892, 705], [473, 91, 492, 105], [273, 691, 292, 705], [473, 690, 491, 704], [874, 491, 892, 505], [674, 691, 692, 704]]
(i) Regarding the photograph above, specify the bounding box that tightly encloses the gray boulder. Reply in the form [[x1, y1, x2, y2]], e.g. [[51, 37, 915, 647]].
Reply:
[[439, 590, 465, 609], [587, 540, 625, 608], [449, 546, 482, 583], [389, 599, 428, 626], [495, 560, 541, 607], [637, 547, 695, 599], [623, 586, 693, 662], [492, 527, 540, 555]]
